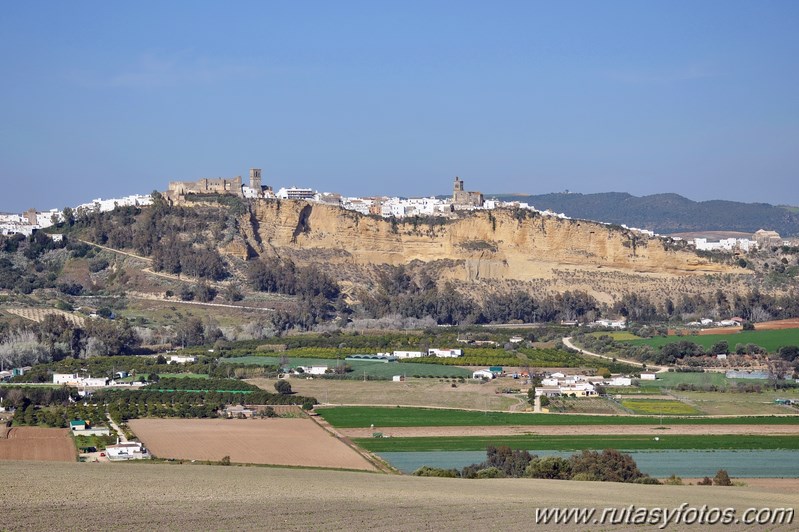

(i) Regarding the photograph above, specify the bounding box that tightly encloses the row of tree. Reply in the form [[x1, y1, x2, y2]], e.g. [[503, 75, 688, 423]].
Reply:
[[415, 446, 658, 483]]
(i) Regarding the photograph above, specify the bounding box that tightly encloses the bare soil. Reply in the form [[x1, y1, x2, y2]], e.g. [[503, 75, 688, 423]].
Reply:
[[1, 461, 796, 531], [0, 427, 77, 462], [247, 377, 520, 411], [340, 423, 799, 438], [128, 418, 376, 471]]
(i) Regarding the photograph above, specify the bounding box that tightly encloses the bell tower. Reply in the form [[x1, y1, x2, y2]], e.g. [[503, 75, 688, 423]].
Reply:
[[250, 168, 262, 191]]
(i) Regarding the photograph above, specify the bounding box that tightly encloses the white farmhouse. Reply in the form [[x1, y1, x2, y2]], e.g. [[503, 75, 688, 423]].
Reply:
[[168, 355, 197, 364], [53, 373, 79, 385], [392, 351, 425, 359], [428, 348, 463, 358], [472, 369, 494, 380], [106, 441, 149, 461]]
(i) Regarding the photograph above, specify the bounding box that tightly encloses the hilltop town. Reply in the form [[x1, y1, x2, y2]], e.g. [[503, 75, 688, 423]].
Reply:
[[2, 168, 795, 255]]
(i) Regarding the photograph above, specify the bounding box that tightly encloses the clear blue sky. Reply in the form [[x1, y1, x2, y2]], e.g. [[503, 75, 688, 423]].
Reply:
[[1, 1, 797, 212]]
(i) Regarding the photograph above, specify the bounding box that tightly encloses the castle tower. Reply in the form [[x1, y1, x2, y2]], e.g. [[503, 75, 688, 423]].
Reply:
[[250, 168, 262, 191], [453, 176, 464, 192]]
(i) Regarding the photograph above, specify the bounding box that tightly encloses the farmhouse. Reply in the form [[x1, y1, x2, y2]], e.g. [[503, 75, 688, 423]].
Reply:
[[297, 366, 328, 376], [168, 355, 197, 364], [472, 369, 494, 380], [428, 348, 463, 358], [393, 351, 425, 359], [607, 377, 632, 387], [106, 441, 149, 461], [52, 374, 109, 387], [640, 373, 657, 381], [70, 419, 111, 436]]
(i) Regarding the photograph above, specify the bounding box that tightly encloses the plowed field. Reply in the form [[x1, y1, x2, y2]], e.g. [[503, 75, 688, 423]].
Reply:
[[0, 427, 76, 462], [128, 418, 376, 471]]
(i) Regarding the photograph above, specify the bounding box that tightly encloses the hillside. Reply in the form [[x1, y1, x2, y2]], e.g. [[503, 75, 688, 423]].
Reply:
[[3, 461, 797, 531], [492, 192, 799, 235], [243, 200, 734, 279]]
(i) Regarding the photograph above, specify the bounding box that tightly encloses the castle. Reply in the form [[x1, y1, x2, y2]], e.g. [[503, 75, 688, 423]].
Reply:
[[166, 169, 272, 201], [452, 176, 484, 207]]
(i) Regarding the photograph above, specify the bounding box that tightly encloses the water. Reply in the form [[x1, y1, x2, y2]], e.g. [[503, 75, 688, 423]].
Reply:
[[378, 450, 799, 478]]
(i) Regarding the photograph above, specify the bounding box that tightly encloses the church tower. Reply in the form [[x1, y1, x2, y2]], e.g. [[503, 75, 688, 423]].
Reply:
[[453, 176, 464, 193], [250, 168, 262, 191]]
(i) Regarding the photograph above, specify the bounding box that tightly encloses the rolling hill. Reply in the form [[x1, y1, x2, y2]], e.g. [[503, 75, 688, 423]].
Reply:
[[491, 192, 799, 236]]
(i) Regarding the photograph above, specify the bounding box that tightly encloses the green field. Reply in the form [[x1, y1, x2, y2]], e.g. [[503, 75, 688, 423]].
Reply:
[[221, 356, 471, 379], [317, 406, 799, 428], [624, 328, 799, 352], [620, 399, 701, 415], [355, 434, 799, 452]]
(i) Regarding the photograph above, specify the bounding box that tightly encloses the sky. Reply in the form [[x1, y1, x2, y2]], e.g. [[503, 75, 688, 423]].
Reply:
[[1, 1, 798, 212]]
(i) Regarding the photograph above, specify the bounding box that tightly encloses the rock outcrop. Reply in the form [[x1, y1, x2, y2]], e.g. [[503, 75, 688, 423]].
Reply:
[[242, 200, 739, 283]]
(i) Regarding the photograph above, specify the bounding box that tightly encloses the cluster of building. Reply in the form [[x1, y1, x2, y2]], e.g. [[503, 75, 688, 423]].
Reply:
[[381, 348, 464, 359], [7, 166, 795, 257], [534, 371, 657, 398], [0, 194, 152, 236], [687, 229, 790, 254], [685, 317, 744, 328]]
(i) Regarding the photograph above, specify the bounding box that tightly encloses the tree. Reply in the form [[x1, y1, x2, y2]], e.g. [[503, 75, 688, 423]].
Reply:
[[713, 469, 732, 486], [710, 340, 729, 355], [274, 380, 292, 395]]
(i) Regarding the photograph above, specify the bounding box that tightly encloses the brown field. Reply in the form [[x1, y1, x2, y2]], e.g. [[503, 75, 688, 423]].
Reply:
[[1, 461, 796, 531], [697, 318, 799, 335], [755, 318, 799, 330], [247, 377, 521, 411], [340, 423, 799, 438], [128, 418, 376, 471], [0, 427, 77, 462], [4, 307, 85, 327]]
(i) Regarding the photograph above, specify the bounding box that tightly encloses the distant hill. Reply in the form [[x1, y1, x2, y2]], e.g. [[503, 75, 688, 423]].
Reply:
[[490, 192, 799, 236]]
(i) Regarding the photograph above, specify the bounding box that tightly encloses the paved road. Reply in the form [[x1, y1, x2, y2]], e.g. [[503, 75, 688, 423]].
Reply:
[[562, 336, 665, 372]]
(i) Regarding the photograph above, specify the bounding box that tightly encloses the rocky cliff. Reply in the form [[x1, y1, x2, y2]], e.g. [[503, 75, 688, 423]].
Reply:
[[241, 200, 739, 283]]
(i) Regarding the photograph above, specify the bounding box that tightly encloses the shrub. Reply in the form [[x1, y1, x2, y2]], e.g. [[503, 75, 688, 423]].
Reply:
[[413, 466, 460, 478], [713, 469, 733, 486], [475, 467, 506, 479], [698, 477, 713, 486], [220, 455, 231, 466], [274, 380, 292, 395]]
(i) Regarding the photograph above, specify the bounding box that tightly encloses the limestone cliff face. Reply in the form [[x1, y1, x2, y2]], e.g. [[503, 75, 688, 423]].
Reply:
[[243, 200, 736, 281]]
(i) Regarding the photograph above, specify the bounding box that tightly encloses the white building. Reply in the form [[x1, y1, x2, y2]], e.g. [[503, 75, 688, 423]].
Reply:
[[298, 365, 328, 375], [607, 377, 632, 387], [392, 351, 425, 359], [276, 187, 316, 200], [168, 355, 197, 364], [106, 441, 149, 461], [640, 373, 657, 381], [53, 373, 79, 385], [428, 348, 463, 358], [472, 369, 494, 380]]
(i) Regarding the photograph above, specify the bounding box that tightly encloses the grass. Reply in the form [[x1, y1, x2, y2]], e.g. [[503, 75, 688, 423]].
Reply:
[[222, 356, 471, 379], [624, 328, 799, 352], [355, 434, 799, 452], [619, 399, 701, 415], [589, 331, 640, 341], [317, 406, 799, 428]]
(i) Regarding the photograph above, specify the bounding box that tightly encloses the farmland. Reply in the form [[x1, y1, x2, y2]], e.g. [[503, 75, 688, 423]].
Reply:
[[128, 418, 376, 471], [2, 461, 798, 531], [354, 434, 799, 452], [247, 377, 519, 410], [624, 328, 799, 352], [222, 356, 471, 379], [0, 427, 76, 462], [317, 406, 799, 428], [619, 399, 702, 415]]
